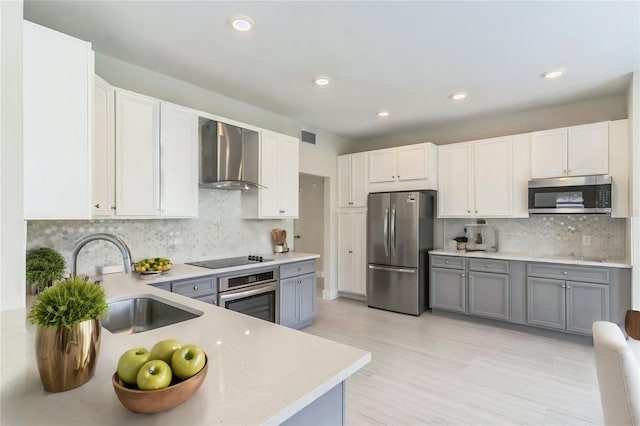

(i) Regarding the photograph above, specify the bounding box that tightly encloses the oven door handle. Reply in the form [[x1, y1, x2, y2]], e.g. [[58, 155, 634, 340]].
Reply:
[[218, 281, 278, 303]]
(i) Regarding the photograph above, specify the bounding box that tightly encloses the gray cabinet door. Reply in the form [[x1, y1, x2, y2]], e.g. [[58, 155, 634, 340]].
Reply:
[[527, 277, 566, 330], [430, 267, 466, 313], [280, 277, 298, 328], [298, 274, 316, 324], [468, 271, 510, 321], [566, 281, 610, 335]]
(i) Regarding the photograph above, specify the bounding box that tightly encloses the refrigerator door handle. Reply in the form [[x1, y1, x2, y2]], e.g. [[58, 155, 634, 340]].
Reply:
[[383, 207, 389, 256], [368, 265, 416, 274], [390, 204, 396, 255]]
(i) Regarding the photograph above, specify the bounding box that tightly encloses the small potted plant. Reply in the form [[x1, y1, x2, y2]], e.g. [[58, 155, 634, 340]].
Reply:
[[25, 247, 66, 293], [28, 277, 109, 392]]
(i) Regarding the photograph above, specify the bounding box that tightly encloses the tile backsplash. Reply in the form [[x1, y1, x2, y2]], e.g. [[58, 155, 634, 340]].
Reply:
[[443, 216, 627, 260], [27, 190, 293, 276]]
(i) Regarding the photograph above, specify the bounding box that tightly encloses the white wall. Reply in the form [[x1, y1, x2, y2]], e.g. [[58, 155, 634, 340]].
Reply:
[[0, 1, 25, 311], [630, 71, 640, 309], [346, 93, 628, 152]]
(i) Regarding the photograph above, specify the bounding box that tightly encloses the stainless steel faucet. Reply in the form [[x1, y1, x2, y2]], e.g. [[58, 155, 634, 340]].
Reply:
[[70, 233, 133, 277]]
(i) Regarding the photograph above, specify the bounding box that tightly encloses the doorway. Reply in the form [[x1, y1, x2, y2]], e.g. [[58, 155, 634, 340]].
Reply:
[[294, 173, 325, 295]]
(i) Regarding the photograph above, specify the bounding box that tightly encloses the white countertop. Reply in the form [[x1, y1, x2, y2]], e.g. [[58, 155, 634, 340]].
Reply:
[[1, 253, 371, 425], [429, 249, 631, 268]]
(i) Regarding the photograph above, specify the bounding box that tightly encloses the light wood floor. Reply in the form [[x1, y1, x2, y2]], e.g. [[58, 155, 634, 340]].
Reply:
[[304, 297, 603, 426]]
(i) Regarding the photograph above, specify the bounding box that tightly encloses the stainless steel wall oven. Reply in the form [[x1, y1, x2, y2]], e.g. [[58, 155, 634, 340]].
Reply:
[[218, 268, 280, 323]]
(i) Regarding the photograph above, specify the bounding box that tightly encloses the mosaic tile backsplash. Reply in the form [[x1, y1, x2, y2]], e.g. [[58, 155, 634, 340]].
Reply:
[[27, 190, 293, 276], [443, 216, 627, 260]]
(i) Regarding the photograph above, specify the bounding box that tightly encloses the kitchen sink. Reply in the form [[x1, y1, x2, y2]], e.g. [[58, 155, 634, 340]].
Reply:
[[102, 294, 203, 335]]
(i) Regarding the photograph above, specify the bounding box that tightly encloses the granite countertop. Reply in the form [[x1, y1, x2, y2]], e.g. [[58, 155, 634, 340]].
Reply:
[[1, 252, 371, 425], [429, 249, 631, 268]]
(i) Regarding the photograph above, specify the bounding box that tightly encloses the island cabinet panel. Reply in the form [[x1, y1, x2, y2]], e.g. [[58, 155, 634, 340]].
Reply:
[[150, 281, 171, 292], [468, 271, 510, 321], [281, 382, 345, 426], [171, 276, 217, 299], [280, 260, 317, 329]]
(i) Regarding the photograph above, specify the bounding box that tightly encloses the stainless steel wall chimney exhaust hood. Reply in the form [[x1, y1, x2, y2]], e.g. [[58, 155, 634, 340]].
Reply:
[[199, 119, 263, 190]]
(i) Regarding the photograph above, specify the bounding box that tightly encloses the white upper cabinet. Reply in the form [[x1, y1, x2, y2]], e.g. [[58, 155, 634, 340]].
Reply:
[[337, 152, 368, 208], [608, 119, 629, 218], [438, 137, 514, 218], [368, 143, 438, 191], [474, 137, 513, 217], [115, 90, 161, 217], [244, 130, 299, 218], [159, 102, 199, 217], [93, 75, 115, 217], [438, 143, 474, 217], [114, 89, 199, 218], [531, 122, 608, 178], [23, 21, 94, 220]]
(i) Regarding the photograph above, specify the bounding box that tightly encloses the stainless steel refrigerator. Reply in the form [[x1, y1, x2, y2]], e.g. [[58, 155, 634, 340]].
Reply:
[[367, 191, 436, 316]]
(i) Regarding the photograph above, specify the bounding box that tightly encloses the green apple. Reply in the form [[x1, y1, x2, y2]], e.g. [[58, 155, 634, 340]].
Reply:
[[136, 360, 172, 390], [171, 344, 206, 380], [149, 339, 182, 364], [117, 347, 150, 385]]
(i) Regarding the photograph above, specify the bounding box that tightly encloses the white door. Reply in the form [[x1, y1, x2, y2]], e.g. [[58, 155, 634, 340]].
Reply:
[[350, 209, 367, 296], [115, 90, 160, 216], [350, 153, 368, 207], [438, 143, 473, 217], [159, 102, 198, 217], [368, 149, 395, 183], [93, 75, 114, 217], [396, 144, 429, 181], [337, 210, 352, 292], [567, 122, 609, 176], [278, 135, 300, 218], [337, 155, 352, 208], [474, 137, 513, 216], [531, 128, 567, 178]]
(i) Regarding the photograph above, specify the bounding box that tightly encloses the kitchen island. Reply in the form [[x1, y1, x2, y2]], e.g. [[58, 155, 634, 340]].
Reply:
[[0, 253, 371, 425]]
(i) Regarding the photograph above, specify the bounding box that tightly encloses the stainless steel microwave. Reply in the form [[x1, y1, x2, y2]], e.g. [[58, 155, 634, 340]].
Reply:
[[528, 176, 612, 214]]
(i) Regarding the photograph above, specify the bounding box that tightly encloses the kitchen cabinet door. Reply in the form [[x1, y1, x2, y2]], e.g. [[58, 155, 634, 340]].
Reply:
[[396, 144, 429, 181], [429, 267, 466, 312], [526, 277, 566, 331], [567, 122, 608, 177], [337, 208, 367, 296], [258, 131, 299, 218], [93, 75, 115, 217], [338, 153, 368, 208], [530, 128, 567, 179], [280, 272, 316, 329], [468, 271, 510, 321], [115, 90, 161, 216], [474, 137, 513, 216], [279, 277, 298, 328], [512, 133, 531, 218], [159, 102, 198, 217], [23, 21, 94, 220], [609, 119, 629, 218], [438, 143, 473, 217], [368, 149, 395, 183], [566, 281, 609, 335], [298, 274, 317, 324]]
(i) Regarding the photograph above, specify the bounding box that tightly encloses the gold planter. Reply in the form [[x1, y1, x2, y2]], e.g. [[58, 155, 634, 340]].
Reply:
[[35, 318, 101, 393]]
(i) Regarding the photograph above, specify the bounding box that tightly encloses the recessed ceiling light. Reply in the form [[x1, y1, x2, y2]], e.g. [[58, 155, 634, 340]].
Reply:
[[377, 111, 390, 117], [542, 68, 565, 79], [449, 91, 468, 100], [229, 15, 254, 31], [314, 76, 331, 86]]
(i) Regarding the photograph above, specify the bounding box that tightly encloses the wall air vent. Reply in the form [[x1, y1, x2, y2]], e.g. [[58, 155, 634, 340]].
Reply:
[[301, 131, 316, 145]]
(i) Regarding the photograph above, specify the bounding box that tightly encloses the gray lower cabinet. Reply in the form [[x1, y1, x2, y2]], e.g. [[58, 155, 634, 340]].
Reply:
[[170, 275, 217, 305], [468, 271, 510, 321], [280, 260, 317, 329], [430, 267, 466, 313], [527, 264, 611, 335]]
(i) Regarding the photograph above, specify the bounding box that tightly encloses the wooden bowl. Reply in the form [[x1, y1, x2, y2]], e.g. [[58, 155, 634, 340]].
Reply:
[[112, 356, 208, 414]]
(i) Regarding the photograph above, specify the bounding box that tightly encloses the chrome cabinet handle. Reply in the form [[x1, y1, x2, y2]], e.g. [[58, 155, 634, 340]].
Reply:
[[566, 285, 572, 289], [348, 250, 353, 253], [193, 286, 198, 290], [94, 203, 100, 209], [279, 210, 285, 213], [461, 273, 465, 278], [445, 260, 449, 264], [563, 271, 568, 275], [486, 264, 491, 268], [561, 284, 566, 288]]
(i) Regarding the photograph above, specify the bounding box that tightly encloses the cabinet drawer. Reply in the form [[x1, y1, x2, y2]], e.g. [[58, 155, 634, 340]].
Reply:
[[527, 263, 609, 284], [172, 276, 216, 297], [430, 255, 465, 270], [469, 259, 509, 274], [194, 293, 218, 306], [151, 281, 171, 292], [280, 260, 316, 279]]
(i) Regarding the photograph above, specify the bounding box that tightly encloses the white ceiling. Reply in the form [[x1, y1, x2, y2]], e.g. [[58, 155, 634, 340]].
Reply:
[[24, 1, 640, 140]]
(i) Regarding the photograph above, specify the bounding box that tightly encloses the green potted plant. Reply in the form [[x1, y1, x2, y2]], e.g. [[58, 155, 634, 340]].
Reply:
[[28, 277, 109, 392], [25, 247, 66, 293]]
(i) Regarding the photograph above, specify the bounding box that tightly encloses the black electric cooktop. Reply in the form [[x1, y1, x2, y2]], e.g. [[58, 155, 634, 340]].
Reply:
[[186, 255, 272, 270]]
